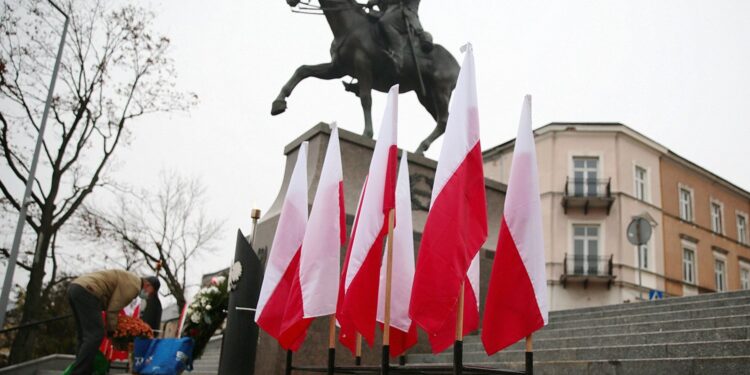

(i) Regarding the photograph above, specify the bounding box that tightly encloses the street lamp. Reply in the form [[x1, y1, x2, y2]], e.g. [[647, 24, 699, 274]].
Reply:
[[0, 0, 70, 328]]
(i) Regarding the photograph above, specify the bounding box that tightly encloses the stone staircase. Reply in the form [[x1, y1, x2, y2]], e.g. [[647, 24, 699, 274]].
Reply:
[[0, 355, 128, 375], [406, 289, 750, 374], [0, 336, 222, 375], [189, 335, 222, 375]]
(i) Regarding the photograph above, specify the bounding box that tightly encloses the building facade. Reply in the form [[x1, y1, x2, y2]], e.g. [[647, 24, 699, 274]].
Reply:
[[483, 122, 750, 310], [660, 154, 750, 297]]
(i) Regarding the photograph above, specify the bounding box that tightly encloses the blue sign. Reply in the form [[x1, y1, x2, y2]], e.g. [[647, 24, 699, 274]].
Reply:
[[648, 290, 664, 300]]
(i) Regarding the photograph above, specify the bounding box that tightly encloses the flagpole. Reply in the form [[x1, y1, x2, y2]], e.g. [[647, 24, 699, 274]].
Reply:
[[525, 334, 534, 375], [327, 315, 336, 375], [285, 350, 293, 375], [453, 280, 465, 375], [355, 333, 362, 365], [382, 208, 396, 375], [250, 208, 261, 247]]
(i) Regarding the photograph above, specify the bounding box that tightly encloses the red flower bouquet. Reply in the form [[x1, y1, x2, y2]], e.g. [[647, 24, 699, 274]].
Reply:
[[111, 315, 153, 350]]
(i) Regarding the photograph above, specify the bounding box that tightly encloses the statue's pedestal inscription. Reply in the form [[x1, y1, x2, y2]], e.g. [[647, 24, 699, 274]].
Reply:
[[252, 123, 506, 374]]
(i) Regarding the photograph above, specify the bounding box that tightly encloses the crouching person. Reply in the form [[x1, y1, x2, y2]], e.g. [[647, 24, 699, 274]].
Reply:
[[67, 269, 158, 375]]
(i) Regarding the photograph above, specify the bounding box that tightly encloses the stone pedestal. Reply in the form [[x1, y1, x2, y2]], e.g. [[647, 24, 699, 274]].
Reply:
[[253, 123, 507, 374]]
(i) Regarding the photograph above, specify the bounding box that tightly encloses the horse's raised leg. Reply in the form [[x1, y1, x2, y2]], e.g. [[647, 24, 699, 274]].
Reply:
[[358, 77, 374, 138], [271, 62, 343, 116], [416, 118, 446, 155]]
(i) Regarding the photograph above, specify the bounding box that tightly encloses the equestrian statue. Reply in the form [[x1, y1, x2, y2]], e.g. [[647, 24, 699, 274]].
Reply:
[[271, 0, 460, 154]]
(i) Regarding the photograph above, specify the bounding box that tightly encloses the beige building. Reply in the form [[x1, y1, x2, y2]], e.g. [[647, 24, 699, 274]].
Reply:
[[484, 123, 669, 310], [484, 122, 750, 310]]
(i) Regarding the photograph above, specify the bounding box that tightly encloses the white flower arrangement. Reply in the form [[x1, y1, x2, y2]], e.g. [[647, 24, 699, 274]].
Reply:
[[184, 276, 228, 329], [181, 274, 229, 359], [190, 312, 201, 324]]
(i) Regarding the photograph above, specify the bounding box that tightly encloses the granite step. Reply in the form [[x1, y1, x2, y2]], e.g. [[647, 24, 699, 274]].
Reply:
[[542, 304, 750, 330], [550, 290, 750, 318], [408, 339, 750, 364], [549, 295, 750, 322], [466, 314, 750, 341], [461, 324, 750, 352], [409, 355, 750, 375]]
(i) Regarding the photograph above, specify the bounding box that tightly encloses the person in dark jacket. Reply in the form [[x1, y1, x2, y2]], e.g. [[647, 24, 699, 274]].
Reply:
[[140, 276, 162, 336], [67, 269, 156, 375]]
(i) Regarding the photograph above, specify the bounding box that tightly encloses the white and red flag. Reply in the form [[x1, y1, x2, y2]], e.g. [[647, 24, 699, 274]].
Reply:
[[409, 44, 487, 353], [337, 85, 399, 354], [275, 125, 346, 348], [482, 95, 549, 355], [256, 142, 309, 350], [376, 154, 417, 357]]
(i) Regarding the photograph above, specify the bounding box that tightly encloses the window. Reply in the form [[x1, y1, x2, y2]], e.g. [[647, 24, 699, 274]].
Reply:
[[634, 166, 648, 201], [573, 224, 600, 275], [715, 258, 726, 292], [741, 264, 750, 290], [711, 201, 723, 234], [738, 214, 748, 245], [638, 243, 649, 270], [683, 247, 695, 284], [572, 157, 599, 197], [679, 187, 693, 222]]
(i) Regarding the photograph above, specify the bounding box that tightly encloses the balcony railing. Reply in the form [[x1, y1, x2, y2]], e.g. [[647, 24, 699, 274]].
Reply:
[[561, 253, 615, 289], [562, 177, 615, 214]]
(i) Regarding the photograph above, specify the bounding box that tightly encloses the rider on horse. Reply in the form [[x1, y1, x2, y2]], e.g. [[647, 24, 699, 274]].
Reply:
[[366, 0, 433, 73]]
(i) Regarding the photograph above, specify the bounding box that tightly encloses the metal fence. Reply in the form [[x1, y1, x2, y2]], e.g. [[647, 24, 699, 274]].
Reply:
[[563, 253, 614, 277], [564, 177, 612, 198]]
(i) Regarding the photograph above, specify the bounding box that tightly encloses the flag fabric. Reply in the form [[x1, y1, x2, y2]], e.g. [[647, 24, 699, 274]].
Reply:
[[337, 85, 399, 354], [481, 95, 549, 355], [336, 176, 367, 353], [409, 44, 487, 353], [425, 254, 481, 353], [278, 125, 346, 348], [176, 303, 188, 338], [122, 297, 140, 317], [376, 154, 417, 357], [255, 142, 309, 350]]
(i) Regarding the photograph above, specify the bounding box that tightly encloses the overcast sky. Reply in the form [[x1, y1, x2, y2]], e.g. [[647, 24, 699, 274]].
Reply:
[[6, 1, 750, 297]]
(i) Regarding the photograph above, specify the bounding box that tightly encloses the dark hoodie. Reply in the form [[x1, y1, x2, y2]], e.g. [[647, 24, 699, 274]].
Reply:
[[140, 280, 163, 336]]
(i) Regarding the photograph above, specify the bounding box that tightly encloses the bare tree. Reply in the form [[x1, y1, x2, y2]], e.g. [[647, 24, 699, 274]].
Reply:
[[81, 171, 222, 312], [0, 0, 195, 362]]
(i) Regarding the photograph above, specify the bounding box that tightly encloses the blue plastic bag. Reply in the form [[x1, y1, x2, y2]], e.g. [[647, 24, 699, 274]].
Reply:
[[133, 337, 194, 374]]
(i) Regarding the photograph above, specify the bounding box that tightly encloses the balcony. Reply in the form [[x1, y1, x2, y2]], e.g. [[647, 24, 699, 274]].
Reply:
[[560, 253, 615, 289], [562, 177, 615, 214]]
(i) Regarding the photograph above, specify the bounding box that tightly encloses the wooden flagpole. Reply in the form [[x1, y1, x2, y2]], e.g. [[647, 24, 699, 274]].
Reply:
[[381, 208, 396, 374], [453, 280, 465, 375], [325, 315, 336, 375], [525, 334, 533, 375], [355, 333, 362, 365]]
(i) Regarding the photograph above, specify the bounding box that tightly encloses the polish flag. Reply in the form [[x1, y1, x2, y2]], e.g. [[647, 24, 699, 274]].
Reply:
[[177, 304, 188, 338], [256, 142, 309, 350], [277, 125, 346, 348], [337, 85, 399, 354], [409, 44, 487, 353], [482, 95, 549, 355], [376, 154, 417, 357]]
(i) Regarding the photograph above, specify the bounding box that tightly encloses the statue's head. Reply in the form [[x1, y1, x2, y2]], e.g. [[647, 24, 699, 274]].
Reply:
[[286, 0, 301, 7]]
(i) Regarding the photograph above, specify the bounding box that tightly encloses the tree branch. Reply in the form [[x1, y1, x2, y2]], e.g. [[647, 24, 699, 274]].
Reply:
[[0, 248, 33, 272]]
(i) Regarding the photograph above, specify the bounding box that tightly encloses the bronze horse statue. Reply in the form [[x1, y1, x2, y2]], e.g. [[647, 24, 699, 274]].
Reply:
[[271, 0, 459, 154]]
